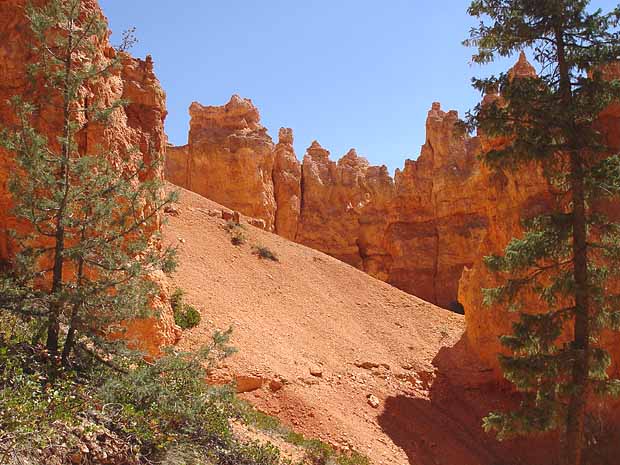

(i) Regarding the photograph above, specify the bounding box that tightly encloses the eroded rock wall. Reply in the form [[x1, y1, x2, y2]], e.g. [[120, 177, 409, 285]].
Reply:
[[166, 96, 277, 229], [0, 0, 179, 352], [459, 59, 620, 376], [168, 96, 489, 308], [164, 56, 620, 345], [272, 128, 302, 240]]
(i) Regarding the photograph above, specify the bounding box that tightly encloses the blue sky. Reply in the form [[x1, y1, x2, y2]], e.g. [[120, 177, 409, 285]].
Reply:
[[100, 1, 618, 173]]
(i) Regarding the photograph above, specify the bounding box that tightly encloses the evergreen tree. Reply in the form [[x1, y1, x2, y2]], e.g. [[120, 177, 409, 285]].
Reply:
[[0, 0, 176, 364], [463, 1, 620, 464]]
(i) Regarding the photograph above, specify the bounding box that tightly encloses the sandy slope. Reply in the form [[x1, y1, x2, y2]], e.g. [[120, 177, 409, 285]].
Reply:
[[163, 185, 550, 465]]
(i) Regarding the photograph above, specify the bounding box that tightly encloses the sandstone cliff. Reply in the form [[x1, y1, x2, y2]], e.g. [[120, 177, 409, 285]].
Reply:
[[167, 97, 490, 309], [166, 96, 277, 229], [272, 128, 301, 240], [0, 0, 179, 352], [459, 56, 620, 376], [166, 55, 620, 382]]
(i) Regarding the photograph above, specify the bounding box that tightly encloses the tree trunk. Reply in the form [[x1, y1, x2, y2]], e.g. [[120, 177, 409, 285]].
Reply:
[[46, 16, 75, 356], [556, 27, 591, 465], [61, 231, 86, 366], [565, 150, 590, 465]]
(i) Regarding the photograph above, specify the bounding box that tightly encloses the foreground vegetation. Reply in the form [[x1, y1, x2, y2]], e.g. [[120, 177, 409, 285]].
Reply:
[[0, 2, 368, 463], [0, 313, 369, 465]]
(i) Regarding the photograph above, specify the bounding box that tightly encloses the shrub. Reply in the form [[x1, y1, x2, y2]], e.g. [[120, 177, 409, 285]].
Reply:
[[175, 305, 201, 330], [0, 314, 298, 465], [171, 288, 201, 329], [225, 221, 247, 246], [253, 246, 278, 262], [231, 234, 246, 246]]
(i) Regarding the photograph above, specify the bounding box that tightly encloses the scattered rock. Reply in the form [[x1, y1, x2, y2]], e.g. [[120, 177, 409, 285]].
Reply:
[[300, 377, 320, 386], [221, 209, 234, 221], [367, 394, 380, 408], [235, 374, 264, 393], [355, 361, 380, 370], [309, 366, 323, 377], [249, 218, 267, 230], [269, 378, 284, 392]]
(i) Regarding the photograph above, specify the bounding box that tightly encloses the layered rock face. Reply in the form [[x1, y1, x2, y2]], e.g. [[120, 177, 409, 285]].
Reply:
[[166, 57, 620, 381], [459, 58, 620, 376], [168, 96, 489, 308], [0, 0, 179, 352], [272, 128, 302, 240], [165, 96, 277, 229]]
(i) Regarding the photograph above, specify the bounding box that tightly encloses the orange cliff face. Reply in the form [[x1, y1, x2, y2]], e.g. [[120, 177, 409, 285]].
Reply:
[[166, 97, 491, 309], [273, 128, 302, 240], [166, 96, 277, 229], [459, 55, 620, 379], [0, 0, 179, 353], [165, 55, 620, 384]]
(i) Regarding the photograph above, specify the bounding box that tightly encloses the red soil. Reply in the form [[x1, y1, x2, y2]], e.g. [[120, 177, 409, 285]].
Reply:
[[163, 185, 569, 465]]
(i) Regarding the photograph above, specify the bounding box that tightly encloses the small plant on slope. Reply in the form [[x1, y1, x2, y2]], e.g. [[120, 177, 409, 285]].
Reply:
[[171, 288, 201, 330], [225, 220, 247, 246], [253, 246, 279, 262]]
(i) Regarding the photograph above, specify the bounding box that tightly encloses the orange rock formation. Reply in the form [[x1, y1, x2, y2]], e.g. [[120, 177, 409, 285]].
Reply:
[[167, 97, 488, 309], [0, 0, 179, 352], [460, 56, 620, 376], [166, 96, 277, 229], [167, 56, 620, 380]]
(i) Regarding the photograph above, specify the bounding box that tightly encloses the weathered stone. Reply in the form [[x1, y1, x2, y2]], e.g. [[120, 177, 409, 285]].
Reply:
[[269, 378, 284, 392], [235, 374, 265, 393], [367, 394, 380, 409], [166, 96, 277, 229], [273, 128, 302, 240], [249, 218, 267, 230], [221, 209, 234, 221]]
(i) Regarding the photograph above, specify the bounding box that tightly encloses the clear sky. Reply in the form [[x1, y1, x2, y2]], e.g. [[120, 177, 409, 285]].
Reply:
[[99, 0, 618, 173]]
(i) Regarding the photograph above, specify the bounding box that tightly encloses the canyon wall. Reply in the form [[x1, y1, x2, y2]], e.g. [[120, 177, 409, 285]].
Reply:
[[166, 95, 494, 309], [459, 58, 620, 375], [0, 0, 179, 352], [166, 54, 620, 379]]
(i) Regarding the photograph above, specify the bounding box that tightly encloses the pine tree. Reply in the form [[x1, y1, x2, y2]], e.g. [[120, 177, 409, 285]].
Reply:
[[463, 2, 620, 464], [0, 0, 176, 364]]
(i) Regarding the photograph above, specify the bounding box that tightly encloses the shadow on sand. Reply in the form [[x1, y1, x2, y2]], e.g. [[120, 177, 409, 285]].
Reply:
[[377, 335, 563, 465]]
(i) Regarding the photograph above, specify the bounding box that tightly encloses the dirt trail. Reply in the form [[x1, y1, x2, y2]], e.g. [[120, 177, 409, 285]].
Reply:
[[164, 185, 552, 465]]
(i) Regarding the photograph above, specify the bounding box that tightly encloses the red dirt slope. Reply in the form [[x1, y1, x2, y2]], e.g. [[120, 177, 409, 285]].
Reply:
[[163, 185, 561, 465]]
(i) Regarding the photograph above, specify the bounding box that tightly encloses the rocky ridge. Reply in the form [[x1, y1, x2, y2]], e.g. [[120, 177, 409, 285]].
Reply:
[[166, 97, 489, 309], [165, 54, 620, 379]]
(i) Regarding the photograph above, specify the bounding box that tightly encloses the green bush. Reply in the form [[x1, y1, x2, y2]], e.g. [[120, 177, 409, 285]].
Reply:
[[171, 288, 202, 329], [175, 305, 201, 329], [253, 246, 279, 262], [100, 340, 236, 453], [0, 316, 370, 465]]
